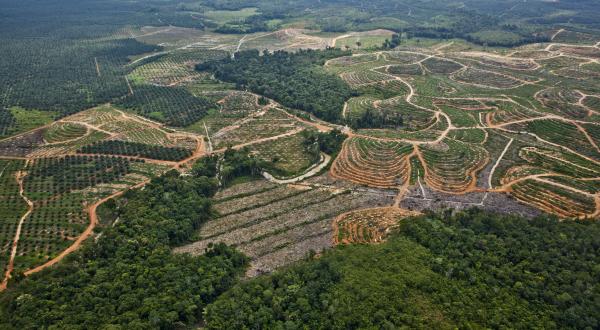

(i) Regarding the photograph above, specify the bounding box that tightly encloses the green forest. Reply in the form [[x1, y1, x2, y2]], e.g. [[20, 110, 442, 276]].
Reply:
[[205, 209, 600, 329], [302, 129, 347, 157], [199, 0, 599, 46], [197, 49, 356, 123]]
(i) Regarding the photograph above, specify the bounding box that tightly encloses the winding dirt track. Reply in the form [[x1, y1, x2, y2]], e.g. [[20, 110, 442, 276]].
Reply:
[[0, 165, 33, 290], [327, 43, 600, 218], [393, 148, 418, 207], [94, 57, 101, 77], [263, 153, 331, 184], [24, 180, 149, 276], [488, 138, 514, 189], [551, 29, 565, 41]]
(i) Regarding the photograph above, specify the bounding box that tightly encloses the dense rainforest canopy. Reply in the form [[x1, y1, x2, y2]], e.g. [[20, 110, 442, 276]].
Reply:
[[197, 49, 356, 123], [205, 209, 600, 329]]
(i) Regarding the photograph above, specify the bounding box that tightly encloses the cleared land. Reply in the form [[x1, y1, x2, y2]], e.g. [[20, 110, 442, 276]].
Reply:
[[322, 39, 600, 219], [175, 179, 393, 277]]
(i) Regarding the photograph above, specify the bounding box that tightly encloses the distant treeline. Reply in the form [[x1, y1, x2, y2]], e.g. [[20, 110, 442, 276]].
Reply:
[[0, 0, 215, 122], [199, 0, 573, 47], [404, 27, 551, 47]]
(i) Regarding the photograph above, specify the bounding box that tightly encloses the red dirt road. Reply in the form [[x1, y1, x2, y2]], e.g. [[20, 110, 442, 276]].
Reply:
[[23, 180, 148, 276]]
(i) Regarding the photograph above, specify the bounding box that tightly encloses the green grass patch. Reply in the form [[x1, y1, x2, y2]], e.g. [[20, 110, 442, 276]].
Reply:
[[0, 107, 56, 138], [203, 8, 259, 25]]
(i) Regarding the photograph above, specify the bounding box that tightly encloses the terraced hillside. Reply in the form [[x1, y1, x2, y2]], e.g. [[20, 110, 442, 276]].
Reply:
[[322, 37, 600, 219]]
